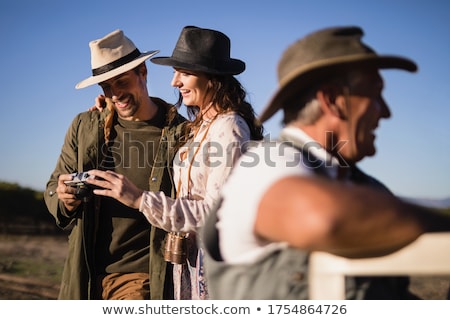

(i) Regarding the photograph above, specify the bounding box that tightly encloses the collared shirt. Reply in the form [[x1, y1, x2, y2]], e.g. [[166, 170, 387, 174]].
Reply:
[[216, 126, 343, 264]]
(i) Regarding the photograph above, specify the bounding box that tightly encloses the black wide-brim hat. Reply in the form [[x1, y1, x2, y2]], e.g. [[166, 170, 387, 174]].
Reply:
[[151, 26, 245, 75], [259, 26, 418, 122]]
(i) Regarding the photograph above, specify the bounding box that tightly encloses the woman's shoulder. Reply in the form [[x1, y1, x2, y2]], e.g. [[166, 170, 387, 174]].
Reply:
[[213, 112, 247, 128], [207, 112, 250, 142]]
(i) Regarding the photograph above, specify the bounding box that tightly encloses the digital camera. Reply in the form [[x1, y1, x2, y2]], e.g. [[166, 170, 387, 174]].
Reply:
[[64, 172, 96, 200]]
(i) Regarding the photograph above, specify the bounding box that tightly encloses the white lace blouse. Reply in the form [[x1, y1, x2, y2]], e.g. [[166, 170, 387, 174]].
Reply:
[[139, 112, 251, 232]]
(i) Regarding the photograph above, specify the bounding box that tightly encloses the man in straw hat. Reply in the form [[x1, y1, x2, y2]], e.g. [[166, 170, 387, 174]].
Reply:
[[45, 29, 186, 299], [202, 26, 450, 299]]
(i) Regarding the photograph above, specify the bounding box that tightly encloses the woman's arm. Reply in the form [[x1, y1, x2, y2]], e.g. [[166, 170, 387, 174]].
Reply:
[[88, 114, 251, 233]]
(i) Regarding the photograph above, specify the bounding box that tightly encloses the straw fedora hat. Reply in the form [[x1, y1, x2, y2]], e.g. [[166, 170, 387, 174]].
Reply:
[[259, 26, 418, 122], [76, 29, 159, 89], [151, 26, 245, 75]]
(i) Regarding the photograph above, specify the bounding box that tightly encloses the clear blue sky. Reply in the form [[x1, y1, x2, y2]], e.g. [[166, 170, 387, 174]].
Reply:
[[0, 0, 449, 199]]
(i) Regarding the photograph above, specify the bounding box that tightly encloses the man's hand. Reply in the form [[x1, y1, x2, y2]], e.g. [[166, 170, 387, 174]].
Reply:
[[57, 173, 82, 211]]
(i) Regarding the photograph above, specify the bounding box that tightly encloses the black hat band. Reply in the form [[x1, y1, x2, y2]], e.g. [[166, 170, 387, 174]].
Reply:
[[92, 49, 141, 76]]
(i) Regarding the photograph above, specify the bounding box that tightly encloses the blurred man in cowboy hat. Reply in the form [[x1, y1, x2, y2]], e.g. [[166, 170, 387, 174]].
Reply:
[[44, 29, 186, 300], [202, 26, 450, 299]]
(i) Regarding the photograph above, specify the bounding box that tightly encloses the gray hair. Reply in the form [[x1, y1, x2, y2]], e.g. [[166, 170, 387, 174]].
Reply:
[[282, 70, 368, 126], [294, 98, 323, 125], [282, 87, 323, 125]]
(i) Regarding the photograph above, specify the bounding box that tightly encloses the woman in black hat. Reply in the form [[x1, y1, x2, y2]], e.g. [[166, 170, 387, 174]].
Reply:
[[88, 26, 263, 299]]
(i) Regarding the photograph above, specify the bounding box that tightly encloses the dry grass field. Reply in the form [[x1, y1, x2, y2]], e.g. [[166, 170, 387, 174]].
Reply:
[[0, 234, 449, 300], [0, 235, 65, 299]]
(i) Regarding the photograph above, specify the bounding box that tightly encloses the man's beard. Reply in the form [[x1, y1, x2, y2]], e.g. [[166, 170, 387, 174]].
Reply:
[[114, 95, 139, 118]]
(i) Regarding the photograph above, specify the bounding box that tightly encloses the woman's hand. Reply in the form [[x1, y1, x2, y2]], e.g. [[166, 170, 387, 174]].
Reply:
[[88, 94, 107, 112], [86, 169, 144, 209]]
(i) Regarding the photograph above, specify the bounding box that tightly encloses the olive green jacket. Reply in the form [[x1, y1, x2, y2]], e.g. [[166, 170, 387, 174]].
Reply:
[[44, 99, 186, 299]]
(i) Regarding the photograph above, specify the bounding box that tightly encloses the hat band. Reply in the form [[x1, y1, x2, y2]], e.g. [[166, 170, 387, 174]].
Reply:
[[92, 49, 141, 76]]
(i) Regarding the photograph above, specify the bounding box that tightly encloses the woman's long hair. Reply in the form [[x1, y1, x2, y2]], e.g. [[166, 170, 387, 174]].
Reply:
[[175, 74, 264, 141]]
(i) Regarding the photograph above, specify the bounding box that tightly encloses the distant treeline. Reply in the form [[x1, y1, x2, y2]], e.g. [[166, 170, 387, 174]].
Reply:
[[0, 181, 66, 235]]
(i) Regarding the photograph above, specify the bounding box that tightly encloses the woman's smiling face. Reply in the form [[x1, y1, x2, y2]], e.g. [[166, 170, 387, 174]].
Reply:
[[171, 68, 212, 109]]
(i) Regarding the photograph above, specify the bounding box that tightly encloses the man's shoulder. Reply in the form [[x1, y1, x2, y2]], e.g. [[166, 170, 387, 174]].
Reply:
[[71, 109, 106, 122], [150, 96, 187, 126], [64, 110, 109, 137], [172, 112, 188, 125], [351, 166, 391, 193], [230, 139, 306, 178], [242, 138, 300, 158]]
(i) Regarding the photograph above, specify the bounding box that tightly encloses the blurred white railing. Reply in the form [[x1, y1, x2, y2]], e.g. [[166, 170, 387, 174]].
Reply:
[[309, 232, 450, 299]]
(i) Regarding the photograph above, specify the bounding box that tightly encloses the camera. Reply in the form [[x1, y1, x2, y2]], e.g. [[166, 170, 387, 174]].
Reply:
[[64, 172, 96, 200]]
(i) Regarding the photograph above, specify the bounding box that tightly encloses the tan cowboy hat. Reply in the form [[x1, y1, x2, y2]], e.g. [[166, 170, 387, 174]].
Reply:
[[259, 26, 418, 122], [75, 29, 159, 89], [151, 26, 245, 75]]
